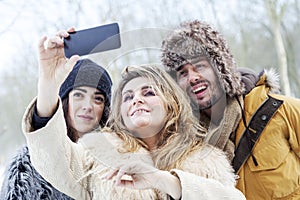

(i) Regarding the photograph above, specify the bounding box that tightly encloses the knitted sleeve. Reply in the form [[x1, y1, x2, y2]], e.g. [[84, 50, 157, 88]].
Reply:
[[32, 105, 52, 130]]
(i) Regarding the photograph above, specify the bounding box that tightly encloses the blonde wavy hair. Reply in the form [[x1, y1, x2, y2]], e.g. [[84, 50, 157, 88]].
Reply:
[[105, 64, 206, 170]]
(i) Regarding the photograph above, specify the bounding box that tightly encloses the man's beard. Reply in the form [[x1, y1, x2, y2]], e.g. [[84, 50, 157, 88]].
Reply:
[[192, 89, 224, 111]]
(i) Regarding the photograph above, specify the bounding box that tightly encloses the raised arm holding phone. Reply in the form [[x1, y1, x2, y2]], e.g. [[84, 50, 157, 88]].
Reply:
[[0, 27, 113, 199], [37, 28, 80, 118]]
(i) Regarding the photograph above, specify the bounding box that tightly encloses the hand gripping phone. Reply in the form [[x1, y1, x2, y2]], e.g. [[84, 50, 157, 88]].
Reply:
[[64, 23, 121, 58]]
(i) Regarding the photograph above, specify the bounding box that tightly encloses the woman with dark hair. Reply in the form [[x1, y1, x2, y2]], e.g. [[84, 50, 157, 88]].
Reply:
[[59, 58, 112, 142], [0, 58, 112, 200]]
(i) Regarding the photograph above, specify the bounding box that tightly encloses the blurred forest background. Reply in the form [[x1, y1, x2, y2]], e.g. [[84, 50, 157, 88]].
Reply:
[[0, 0, 299, 186]]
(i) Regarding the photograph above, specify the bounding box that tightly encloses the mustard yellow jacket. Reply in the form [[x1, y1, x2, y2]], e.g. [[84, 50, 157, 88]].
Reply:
[[235, 71, 300, 199]]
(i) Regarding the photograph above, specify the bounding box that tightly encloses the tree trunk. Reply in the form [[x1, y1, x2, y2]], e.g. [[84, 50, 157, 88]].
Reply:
[[264, 0, 291, 96]]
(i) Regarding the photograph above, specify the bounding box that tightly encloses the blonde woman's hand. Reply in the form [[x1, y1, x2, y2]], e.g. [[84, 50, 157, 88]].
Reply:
[[103, 162, 182, 199], [37, 28, 80, 117]]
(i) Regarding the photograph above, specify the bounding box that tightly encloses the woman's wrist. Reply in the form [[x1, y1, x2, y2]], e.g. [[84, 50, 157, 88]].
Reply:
[[37, 80, 60, 117]]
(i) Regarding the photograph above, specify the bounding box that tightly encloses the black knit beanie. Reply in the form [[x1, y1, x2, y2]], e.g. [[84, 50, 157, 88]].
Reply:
[[59, 58, 112, 105]]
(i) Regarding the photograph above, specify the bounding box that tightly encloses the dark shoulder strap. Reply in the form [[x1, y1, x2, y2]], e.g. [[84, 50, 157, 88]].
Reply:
[[232, 95, 283, 173]]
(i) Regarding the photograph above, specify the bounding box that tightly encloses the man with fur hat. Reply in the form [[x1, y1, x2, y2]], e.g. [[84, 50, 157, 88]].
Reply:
[[161, 20, 300, 200]]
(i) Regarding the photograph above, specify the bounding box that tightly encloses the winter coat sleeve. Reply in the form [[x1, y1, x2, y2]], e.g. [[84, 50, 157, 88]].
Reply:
[[22, 98, 92, 200], [278, 95, 300, 158], [170, 169, 245, 200], [170, 144, 246, 200]]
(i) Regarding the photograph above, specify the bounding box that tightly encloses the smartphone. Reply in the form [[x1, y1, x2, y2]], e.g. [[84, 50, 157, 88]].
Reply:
[[64, 23, 121, 58]]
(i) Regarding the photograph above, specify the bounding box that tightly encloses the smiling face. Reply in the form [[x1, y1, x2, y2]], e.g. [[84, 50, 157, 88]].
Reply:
[[120, 77, 167, 141], [176, 57, 224, 111], [68, 86, 105, 136]]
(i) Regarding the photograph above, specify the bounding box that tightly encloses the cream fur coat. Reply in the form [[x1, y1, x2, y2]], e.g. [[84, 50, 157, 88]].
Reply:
[[22, 99, 245, 200]]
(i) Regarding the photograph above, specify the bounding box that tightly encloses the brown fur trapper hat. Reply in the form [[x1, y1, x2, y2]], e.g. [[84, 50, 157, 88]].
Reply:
[[161, 20, 244, 97]]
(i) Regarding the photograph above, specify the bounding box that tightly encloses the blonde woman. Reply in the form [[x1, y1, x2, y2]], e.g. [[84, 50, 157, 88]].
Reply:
[[22, 30, 245, 199]]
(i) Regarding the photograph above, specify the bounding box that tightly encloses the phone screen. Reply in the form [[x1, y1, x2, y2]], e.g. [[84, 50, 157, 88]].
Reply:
[[64, 23, 121, 58]]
